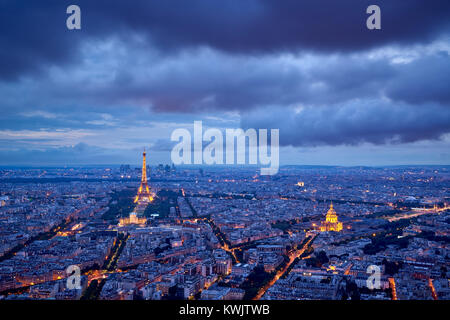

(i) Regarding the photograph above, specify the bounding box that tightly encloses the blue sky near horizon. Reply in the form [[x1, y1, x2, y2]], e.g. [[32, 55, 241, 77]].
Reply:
[[0, 1, 449, 166]]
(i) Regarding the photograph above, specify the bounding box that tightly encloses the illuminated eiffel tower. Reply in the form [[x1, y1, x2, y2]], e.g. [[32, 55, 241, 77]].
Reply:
[[134, 149, 155, 203]]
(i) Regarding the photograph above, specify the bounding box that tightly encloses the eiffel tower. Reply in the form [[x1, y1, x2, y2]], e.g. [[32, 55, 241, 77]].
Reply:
[[134, 149, 155, 203]]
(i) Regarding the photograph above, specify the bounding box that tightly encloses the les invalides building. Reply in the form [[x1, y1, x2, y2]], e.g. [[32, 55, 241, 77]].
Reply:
[[319, 203, 343, 232]]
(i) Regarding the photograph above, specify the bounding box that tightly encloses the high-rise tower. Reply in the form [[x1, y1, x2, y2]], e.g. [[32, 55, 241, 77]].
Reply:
[[134, 149, 155, 203]]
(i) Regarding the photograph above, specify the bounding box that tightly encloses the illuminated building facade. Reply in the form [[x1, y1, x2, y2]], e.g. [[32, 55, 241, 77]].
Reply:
[[319, 203, 343, 232], [118, 212, 147, 226]]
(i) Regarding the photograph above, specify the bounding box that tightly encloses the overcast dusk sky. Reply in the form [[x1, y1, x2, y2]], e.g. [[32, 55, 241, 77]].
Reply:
[[0, 1, 449, 166]]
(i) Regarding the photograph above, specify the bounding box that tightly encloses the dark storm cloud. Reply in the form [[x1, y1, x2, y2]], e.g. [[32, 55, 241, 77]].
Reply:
[[241, 101, 450, 147], [1, 0, 450, 79], [23, 47, 443, 114], [386, 51, 450, 105], [0, 0, 449, 158], [1, 42, 449, 147], [0, 1, 81, 80]]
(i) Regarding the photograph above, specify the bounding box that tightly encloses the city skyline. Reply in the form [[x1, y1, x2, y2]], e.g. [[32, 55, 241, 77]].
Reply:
[[0, 1, 449, 304], [0, 162, 448, 301]]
